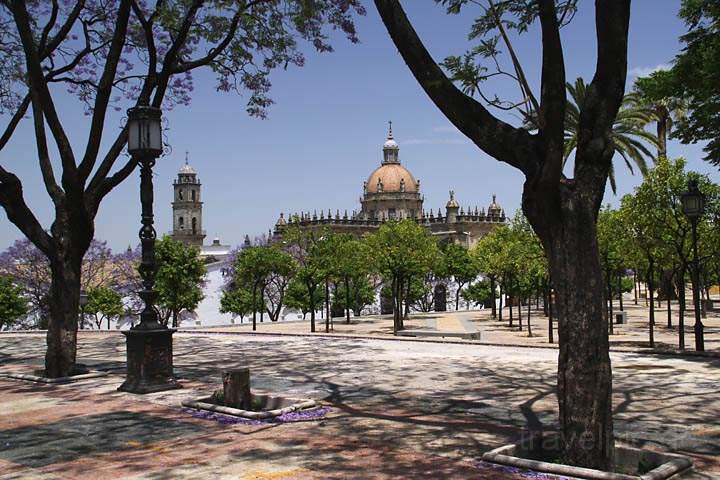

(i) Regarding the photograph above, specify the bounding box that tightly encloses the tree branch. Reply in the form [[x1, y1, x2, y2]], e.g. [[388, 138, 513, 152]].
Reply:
[[0, 166, 53, 255], [10, 0, 77, 180], [575, 0, 631, 200], [0, 94, 29, 152], [78, 0, 132, 182], [374, 0, 536, 175], [537, 0, 566, 186]]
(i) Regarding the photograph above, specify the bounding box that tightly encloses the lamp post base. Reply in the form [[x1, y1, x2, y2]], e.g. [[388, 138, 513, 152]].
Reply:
[[118, 328, 181, 394]]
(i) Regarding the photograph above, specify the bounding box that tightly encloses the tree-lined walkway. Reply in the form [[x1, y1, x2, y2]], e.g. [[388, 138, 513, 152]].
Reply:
[[0, 332, 718, 478]]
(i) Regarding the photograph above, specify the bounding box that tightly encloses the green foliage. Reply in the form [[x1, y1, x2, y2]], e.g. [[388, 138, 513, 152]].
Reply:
[[462, 280, 493, 307], [154, 237, 206, 327], [0, 275, 27, 330], [85, 286, 124, 329], [366, 220, 439, 328], [284, 277, 326, 317], [649, 0, 720, 165], [220, 287, 262, 320], [332, 275, 375, 316], [442, 242, 480, 309]]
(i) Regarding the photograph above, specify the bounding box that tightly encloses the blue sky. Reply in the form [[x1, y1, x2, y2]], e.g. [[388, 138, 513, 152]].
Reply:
[[1, 1, 718, 251]]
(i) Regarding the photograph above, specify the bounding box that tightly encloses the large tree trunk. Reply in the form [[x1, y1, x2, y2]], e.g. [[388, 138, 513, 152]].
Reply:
[[45, 253, 82, 378], [528, 193, 614, 471], [677, 270, 686, 350]]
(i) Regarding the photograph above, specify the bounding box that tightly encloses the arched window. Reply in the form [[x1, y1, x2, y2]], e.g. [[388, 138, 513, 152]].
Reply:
[[191, 190, 196, 201], [179, 217, 184, 229], [178, 190, 183, 200], [192, 217, 197, 234]]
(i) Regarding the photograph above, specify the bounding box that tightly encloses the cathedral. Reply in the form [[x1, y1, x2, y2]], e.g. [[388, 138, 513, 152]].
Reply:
[[273, 123, 506, 247]]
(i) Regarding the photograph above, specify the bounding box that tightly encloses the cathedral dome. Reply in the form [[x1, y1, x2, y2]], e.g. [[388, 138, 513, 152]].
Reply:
[[366, 164, 418, 194]]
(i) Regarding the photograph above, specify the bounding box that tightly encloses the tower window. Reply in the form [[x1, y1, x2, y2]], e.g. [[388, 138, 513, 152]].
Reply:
[[178, 190, 183, 200], [191, 189, 196, 201], [179, 217, 184, 229], [192, 217, 197, 234]]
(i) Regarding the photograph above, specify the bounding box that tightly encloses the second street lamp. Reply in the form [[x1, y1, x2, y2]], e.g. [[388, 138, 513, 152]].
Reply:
[[119, 105, 180, 393], [680, 178, 705, 352]]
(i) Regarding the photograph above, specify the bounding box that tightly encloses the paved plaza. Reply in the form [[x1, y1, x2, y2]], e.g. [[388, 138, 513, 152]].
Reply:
[[191, 302, 720, 354], [0, 331, 718, 479]]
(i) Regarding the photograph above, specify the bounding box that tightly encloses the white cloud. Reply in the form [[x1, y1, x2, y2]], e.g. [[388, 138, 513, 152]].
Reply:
[[627, 63, 671, 78]]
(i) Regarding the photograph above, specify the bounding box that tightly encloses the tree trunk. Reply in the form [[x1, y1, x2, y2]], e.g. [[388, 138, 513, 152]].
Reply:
[[666, 297, 671, 329], [45, 254, 82, 378], [529, 195, 614, 471], [633, 270, 638, 305], [677, 271, 685, 351], [252, 282, 257, 331], [517, 294, 522, 330], [172, 310, 178, 328], [345, 275, 351, 324], [606, 270, 613, 336], [260, 287, 265, 323], [508, 292, 513, 328], [325, 279, 330, 333], [498, 283, 503, 322], [657, 111, 668, 159], [647, 260, 655, 348], [526, 299, 532, 337], [455, 282, 461, 311], [309, 284, 316, 333], [490, 276, 497, 319], [617, 274, 624, 312], [404, 276, 411, 320]]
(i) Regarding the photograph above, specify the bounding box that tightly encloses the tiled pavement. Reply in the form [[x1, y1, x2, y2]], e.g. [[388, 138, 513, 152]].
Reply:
[[0, 333, 718, 479]]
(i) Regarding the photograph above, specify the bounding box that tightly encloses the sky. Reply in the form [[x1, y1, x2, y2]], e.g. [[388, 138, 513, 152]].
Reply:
[[1, 1, 718, 252]]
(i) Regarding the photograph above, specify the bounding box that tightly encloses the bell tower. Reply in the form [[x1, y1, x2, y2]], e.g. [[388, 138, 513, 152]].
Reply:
[[171, 152, 205, 246]]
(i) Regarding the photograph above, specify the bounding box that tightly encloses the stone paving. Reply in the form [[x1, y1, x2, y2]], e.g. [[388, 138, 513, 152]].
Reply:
[[0, 332, 718, 479], [194, 301, 720, 354]]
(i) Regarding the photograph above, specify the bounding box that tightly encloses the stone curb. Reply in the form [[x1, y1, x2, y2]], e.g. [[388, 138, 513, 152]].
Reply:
[[1, 328, 718, 359], [0, 370, 109, 384], [482, 443, 693, 480], [181, 397, 316, 419]]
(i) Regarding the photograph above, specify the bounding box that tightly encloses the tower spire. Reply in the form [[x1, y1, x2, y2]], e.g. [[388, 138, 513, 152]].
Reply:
[[185, 150, 189, 165], [382, 121, 399, 164]]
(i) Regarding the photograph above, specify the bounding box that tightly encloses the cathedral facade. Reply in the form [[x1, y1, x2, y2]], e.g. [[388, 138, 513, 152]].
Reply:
[[273, 124, 506, 247]]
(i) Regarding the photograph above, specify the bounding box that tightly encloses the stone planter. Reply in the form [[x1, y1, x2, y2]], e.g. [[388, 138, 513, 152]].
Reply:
[[482, 434, 693, 480], [182, 393, 316, 420], [0, 366, 109, 384]]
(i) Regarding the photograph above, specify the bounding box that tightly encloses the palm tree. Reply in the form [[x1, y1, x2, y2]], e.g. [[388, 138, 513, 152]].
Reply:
[[565, 78, 658, 192], [634, 70, 687, 159], [525, 77, 659, 193]]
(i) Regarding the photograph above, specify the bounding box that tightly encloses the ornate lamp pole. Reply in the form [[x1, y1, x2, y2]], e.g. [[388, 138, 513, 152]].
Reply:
[[680, 178, 705, 352], [119, 105, 181, 393]]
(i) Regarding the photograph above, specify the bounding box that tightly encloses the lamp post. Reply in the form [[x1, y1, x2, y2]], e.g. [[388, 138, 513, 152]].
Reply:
[[119, 105, 180, 393], [79, 290, 88, 330], [680, 178, 705, 352]]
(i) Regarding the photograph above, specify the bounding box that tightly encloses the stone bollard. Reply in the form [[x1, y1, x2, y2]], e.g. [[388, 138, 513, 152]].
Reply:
[[223, 368, 251, 410]]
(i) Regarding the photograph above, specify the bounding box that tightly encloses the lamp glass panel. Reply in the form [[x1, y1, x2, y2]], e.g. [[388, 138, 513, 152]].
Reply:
[[127, 119, 139, 152], [149, 120, 162, 150]]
